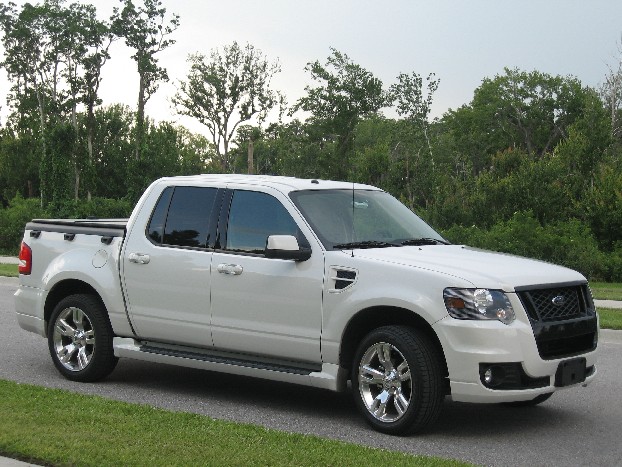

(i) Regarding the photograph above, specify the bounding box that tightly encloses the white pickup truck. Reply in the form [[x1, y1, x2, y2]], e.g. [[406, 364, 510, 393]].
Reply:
[[15, 175, 599, 434]]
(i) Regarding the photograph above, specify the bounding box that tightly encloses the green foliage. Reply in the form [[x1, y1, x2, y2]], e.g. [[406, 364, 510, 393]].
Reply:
[[0, 194, 132, 253], [442, 212, 618, 280], [0, 195, 47, 253], [294, 48, 388, 179], [47, 197, 133, 219], [112, 0, 180, 161], [44, 122, 75, 205], [0, 127, 40, 200]]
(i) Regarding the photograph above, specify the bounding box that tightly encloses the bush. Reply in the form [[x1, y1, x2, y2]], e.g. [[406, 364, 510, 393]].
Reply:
[[0, 195, 49, 254], [48, 197, 133, 219], [0, 196, 133, 255], [441, 211, 613, 281]]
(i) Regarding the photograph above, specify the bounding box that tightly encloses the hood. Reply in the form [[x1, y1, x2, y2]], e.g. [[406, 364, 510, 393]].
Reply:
[[353, 245, 585, 291]]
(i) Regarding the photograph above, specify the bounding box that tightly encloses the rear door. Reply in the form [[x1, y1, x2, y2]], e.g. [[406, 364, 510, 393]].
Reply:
[[122, 185, 221, 348]]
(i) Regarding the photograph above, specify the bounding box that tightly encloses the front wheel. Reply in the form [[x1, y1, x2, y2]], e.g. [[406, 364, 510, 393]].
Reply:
[[351, 325, 444, 435], [47, 294, 118, 382]]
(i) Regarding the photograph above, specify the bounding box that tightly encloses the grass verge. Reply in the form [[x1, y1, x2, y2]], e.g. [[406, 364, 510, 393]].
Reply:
[[598, 308, 622, 330], [0, 264, 17, 277], [590, 282, 622, 300], [0, 379, 468, 467]]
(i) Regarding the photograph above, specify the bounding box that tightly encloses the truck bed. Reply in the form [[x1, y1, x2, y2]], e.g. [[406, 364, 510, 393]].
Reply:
[[26, 219, 128, 238]]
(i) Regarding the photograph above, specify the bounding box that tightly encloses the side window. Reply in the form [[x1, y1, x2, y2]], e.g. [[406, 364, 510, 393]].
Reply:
[[147, 187, 173, 243], [226, 190, 302, 254], [147, 186, 218, 248]]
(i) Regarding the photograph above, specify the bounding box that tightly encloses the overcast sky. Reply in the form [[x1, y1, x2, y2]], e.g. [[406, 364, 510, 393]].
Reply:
[[1, 0, 622, 134]]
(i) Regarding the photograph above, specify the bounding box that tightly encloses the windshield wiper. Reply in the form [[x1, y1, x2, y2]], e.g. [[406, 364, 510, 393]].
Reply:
[[400, 237, 450, 246], [333, 240, 398, 250]]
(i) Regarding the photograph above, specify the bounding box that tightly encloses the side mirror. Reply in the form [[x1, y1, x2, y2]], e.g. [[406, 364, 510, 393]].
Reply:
[[265, 235, 312, 261]]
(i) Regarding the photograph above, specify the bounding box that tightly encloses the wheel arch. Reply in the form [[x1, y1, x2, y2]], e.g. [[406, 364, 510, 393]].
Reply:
[[44, 279, 105, 336], [339, 306, 449, 383]]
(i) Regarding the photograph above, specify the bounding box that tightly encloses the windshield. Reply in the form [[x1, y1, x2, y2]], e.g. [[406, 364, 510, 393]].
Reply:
[[289, 189, 446, 250]]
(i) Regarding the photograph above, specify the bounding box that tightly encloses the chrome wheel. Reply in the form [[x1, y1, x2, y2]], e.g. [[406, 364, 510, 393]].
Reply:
[[352, 326, 444, 435], [358, 342, 412, 423], [52, 306, 96, 372]]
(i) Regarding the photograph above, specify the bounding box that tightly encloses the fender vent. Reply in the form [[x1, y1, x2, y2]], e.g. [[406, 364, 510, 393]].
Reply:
[[329, 267, 358, 292]]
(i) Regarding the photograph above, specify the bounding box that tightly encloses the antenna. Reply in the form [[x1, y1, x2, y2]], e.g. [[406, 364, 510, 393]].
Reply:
[[351, 180, 355, 258]]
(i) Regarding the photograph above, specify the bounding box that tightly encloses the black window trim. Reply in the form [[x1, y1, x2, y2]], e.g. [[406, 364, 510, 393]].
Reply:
[[145, 186, 224, 251]]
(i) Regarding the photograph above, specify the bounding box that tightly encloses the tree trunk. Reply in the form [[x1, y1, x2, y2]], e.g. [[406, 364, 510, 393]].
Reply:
[[136, 73, 146, 161], [36, 86, 47, 207], [87, 104, 95, 201], [247, 140, 254, 174]]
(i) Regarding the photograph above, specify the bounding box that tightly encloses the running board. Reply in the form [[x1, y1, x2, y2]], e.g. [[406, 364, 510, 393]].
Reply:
[[113, 337, 347, 392]]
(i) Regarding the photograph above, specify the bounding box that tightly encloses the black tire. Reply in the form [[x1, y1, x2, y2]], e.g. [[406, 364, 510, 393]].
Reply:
[[503, 392, 553, 407], [351, 325, 444, 435], [47, 294, 118, 382]]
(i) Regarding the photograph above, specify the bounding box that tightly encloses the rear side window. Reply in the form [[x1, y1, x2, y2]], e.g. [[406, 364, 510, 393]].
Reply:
[[147, 187, 173, 243], [147, 186, 218, 248], [225, 190, 302, 254]]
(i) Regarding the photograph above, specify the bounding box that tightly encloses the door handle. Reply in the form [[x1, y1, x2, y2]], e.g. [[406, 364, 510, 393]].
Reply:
[[217, 263, 243, 275], [128, 252, 151, 264]]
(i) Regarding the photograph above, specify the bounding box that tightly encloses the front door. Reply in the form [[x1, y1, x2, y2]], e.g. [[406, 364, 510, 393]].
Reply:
[[210, 189, 323, 364]]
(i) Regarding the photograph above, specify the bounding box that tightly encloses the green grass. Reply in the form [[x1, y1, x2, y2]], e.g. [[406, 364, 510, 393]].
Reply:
[[590, 282, 622, 300], [0, 379, 468, 467], [0, 264, 17, 277], [598, 308, 622, 330]]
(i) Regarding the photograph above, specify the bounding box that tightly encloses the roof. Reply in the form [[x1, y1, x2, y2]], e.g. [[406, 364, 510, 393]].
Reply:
[[155, 174, 380, 193]]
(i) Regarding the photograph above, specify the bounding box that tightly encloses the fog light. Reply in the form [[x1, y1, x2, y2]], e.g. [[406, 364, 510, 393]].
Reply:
[[481, 365, 505, 388]]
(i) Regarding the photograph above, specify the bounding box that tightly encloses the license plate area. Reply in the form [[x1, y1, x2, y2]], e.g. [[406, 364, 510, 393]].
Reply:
[[554, 357, 587, 387]]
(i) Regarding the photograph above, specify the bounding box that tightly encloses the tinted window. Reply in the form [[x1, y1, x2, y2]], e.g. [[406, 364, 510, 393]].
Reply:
[[226, 191, 301, 254], [160, 186, 218, 248], [147, 187, 173, 243]]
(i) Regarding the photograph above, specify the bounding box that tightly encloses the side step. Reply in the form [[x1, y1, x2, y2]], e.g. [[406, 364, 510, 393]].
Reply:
[[113, 337, 347, 392]]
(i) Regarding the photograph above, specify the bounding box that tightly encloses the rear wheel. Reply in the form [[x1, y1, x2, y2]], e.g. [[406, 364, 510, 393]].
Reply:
[[47, 294, 118, 382], [351, 325, 444, 435]]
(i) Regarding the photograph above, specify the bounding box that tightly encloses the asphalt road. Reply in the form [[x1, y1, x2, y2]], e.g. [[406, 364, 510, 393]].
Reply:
[[1, 276, 621, 467]]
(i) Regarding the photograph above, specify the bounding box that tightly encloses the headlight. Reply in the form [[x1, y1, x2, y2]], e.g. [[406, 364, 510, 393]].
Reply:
[[443, 288, 516, 325]]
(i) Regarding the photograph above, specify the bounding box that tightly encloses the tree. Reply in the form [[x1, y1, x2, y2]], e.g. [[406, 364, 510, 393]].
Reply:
[[440, 68, 592, 175], [50, 1, 113, 200], [293, 48, 388, 179], [388, 72, 440, 209], [112, 0, 179, 161], [173, 42, 282, 172], [0, 0, 114, 202], [390, 72, 439, 158], [0, 1, 60, 204], [601, 37, 622, 144]]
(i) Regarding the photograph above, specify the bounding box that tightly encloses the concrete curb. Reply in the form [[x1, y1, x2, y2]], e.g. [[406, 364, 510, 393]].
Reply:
[[0, 256, 18, 265], [0, 457, 38, 466], [595, 299, 622, 309]]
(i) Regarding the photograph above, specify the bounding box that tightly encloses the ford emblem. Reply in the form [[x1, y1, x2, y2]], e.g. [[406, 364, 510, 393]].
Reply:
[[552, 295, 566, 306]]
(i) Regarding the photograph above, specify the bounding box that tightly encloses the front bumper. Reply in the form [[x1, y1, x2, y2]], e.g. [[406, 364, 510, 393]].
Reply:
[[433, 294, 598, 403]]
